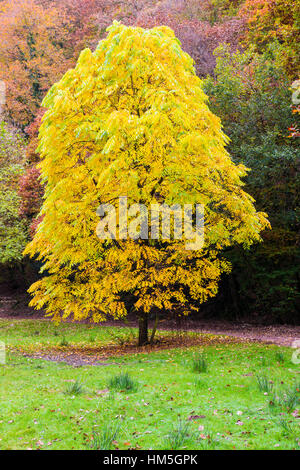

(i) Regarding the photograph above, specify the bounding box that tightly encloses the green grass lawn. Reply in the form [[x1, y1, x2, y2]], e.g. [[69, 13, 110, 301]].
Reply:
[[0, 318, 133, 350], [0, 319, 299, 450]]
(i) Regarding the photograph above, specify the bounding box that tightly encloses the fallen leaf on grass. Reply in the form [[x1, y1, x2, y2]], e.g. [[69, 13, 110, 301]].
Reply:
[[188, 415, 206, 420], [96, 389, 109, 395]]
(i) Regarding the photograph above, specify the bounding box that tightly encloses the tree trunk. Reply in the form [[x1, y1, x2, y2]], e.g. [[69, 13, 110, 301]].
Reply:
[[150, 313, 159, 345], [138, 313, 148, 346]]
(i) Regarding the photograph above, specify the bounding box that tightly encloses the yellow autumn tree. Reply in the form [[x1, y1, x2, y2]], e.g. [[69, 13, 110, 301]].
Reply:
[[24, 22, 269, 345]]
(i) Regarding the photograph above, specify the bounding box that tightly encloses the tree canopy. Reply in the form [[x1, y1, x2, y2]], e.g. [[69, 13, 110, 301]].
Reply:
[[24, 22, 269, 343], [0, 122, 27, 265]]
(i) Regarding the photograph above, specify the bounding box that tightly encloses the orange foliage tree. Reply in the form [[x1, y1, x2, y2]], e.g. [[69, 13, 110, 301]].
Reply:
[[0, 0, 74, 128], [0, 0, 161, 128], [240, 0, 300, 79]]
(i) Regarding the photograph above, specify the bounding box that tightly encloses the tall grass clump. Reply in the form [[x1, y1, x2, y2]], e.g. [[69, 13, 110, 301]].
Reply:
[[193, 377, 207, 389], [90, 421, 121, 450], [64, 380, 84, 396], [275, 351, 285, 363], [278, 382, 300, 412], [256, 374, 273, 393], [191, 354, 208, 373], [164, 419, 193, 450], [108, 372, 138, 392]]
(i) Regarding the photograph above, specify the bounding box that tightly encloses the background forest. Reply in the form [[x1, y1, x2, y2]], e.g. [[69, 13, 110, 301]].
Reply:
[[0, 0, 299, 324]]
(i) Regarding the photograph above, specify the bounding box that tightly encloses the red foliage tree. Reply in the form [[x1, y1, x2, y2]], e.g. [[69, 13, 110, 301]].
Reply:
[[18, 110, 44, 237], [18, 166, 44, 238], [135, 0, 245, 76]]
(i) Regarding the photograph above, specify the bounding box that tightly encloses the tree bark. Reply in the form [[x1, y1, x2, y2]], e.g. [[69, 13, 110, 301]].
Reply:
[[138, 313, 148, 346], [150, 313, 159, 345]]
